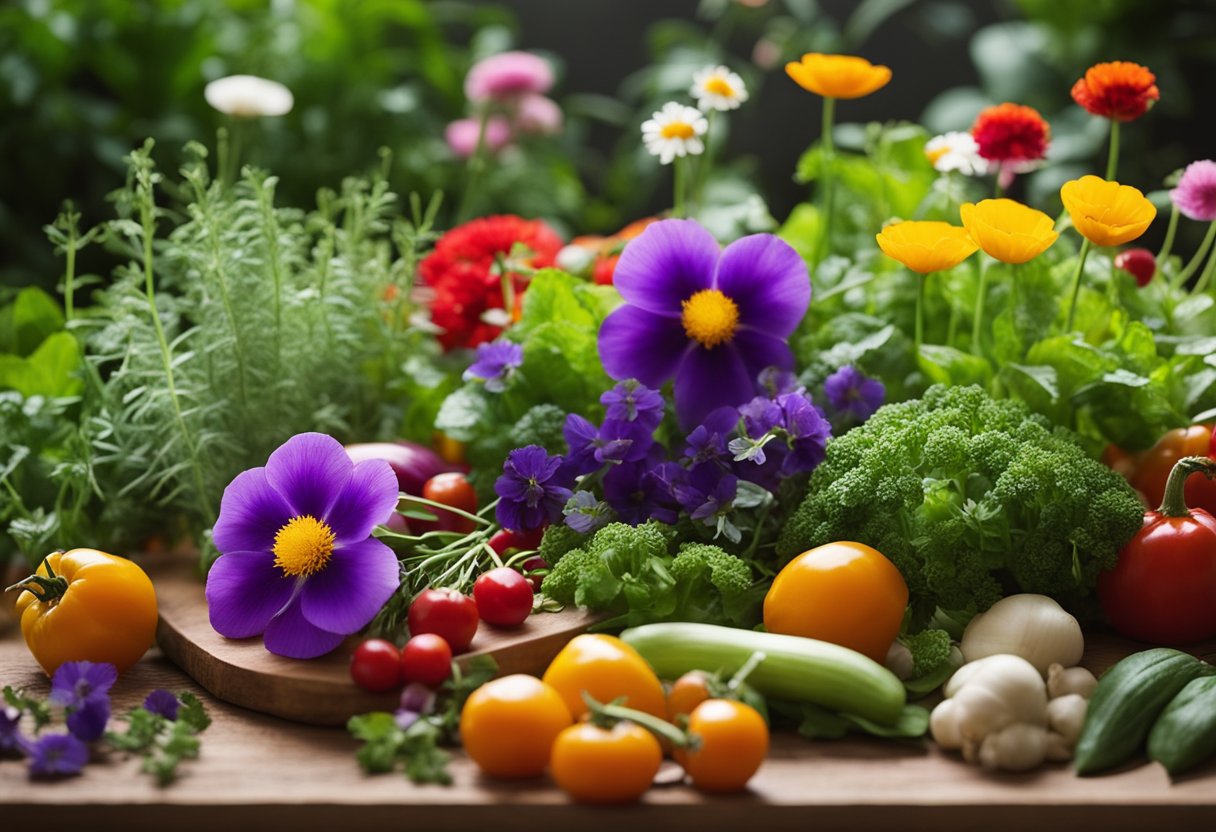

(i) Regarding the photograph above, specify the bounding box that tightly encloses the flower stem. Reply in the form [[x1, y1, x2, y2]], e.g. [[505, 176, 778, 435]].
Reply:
[[970, 257, 989, 356], [695, 111, 717, 212], [672, 156, 688, 218], [1155, 202, 1179, 282], [62, 216, 77, 323], [815, 96, 837, 265], [456, 110, 491, 224], [1180, 219, 1216, 291], [1105, 120, 1120, 181], [1157, 456, 1216, 518], [1193, 238, 1216, 295], [914, 272, 925, 355], [1064, 238, 1094, 332]]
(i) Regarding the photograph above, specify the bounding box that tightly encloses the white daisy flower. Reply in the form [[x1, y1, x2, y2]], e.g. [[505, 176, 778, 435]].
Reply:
[[925, 131, 989, 177], [204, 75, 294, 118], [690, 65, 749, 112], [641, 102, 708, 165]]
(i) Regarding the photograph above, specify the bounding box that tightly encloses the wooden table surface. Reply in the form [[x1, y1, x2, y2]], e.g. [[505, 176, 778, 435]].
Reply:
[[1, 632, 1214, 831]]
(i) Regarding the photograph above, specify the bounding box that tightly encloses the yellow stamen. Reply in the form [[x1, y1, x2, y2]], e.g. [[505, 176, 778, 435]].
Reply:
[[273, 515, 336, 578], [681, 289, 739, 349], [660, 121, 696, 140], [704, 76, 735, 97], [925, 146, 949, 164]]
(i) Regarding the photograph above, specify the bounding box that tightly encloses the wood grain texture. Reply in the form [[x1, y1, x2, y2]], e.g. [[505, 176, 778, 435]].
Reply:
[[153, 560, 603, 726]]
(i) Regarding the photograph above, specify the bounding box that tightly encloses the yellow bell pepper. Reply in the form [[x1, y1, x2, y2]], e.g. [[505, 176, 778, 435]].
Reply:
[[542, 634, 667, 720]]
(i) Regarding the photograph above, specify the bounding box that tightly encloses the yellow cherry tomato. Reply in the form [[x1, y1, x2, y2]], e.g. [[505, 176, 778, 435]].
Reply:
[[542, 634, 667, 720], [763, 541, 908, 663], [676, 699, 768, 793], [13, 549, 158, 675], [666, 671, 712, 722], [459, 674, 572, 779], [550, 721, 662, 803]]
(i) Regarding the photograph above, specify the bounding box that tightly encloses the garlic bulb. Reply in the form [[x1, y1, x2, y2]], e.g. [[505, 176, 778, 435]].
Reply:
[[961, 594, 1084, 675], [1047, 663, 1098, 699]]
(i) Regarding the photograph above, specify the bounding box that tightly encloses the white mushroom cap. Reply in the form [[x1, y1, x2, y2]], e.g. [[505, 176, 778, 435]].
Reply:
[[204, 75, 294, 118]]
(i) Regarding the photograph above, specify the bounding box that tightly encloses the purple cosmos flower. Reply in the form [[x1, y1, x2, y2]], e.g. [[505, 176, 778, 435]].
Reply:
[[563, 490, 614, 534], [144, 690, 181, 721], [1171, 160, 1216, 222], [603, 455, 681, 526], [601, 379, 665, 432], [598, 219, 811, 428], [465, 51, 555, 102], [494, 445, 574, 531], [207, 432, 401, 660], [824, 365, 886, 422], [26, 733, 88, 778], [1, 705, 22, 754], [463, 341, 524, 392]]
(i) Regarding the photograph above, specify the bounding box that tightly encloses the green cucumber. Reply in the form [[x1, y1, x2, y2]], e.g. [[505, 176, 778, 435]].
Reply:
[[619, 622, 906, 726], [1148, 676, 1216, 777], [1075, 648, 1216, 775]]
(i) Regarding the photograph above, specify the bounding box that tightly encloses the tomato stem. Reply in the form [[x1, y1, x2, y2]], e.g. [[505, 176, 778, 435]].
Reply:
[[1158, 456, 1216, 518], [5, 554, 70, 603], [582, 692, 700, 751]]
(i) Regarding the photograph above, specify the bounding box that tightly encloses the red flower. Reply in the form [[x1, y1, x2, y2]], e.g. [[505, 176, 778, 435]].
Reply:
[[420, 215, 562, 351], [971, 103, 1050, 166], [1071, 61, 1159, 122]]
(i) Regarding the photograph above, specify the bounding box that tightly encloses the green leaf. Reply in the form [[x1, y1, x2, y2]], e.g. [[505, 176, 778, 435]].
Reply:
[[0, 332, 82, 397], [0, 287, 65, 357], [917, 345, 992, 388], [843, 704, 931, 738], [176, 692, 210, 732], [347, 712, 398, 742], [796, 702, 851, 739], [434, 387, 492, 442]]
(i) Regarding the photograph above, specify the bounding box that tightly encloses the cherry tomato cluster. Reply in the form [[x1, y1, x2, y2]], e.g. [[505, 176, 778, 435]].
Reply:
[[459, 634, 768, 803]]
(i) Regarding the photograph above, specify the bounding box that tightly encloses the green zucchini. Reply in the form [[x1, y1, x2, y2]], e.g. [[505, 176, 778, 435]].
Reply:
[[619, 622, 906, 726], [1075, 648, 1216, 776], [1148, 676, 1216, 777]]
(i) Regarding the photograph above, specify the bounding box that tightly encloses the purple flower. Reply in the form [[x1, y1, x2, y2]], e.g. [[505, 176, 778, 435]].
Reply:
[[465, 51, 554, 102], [673, 463, 738, 523], [601, 379, 665, 432], [49, 661, 117, 710], [603, 451, 681, 526], [758, 366, 799, 398], [65, 698, 109, 742], [774, 391, 832, 476], [207, 432, 401, 660], [1171, 160, 1216, 222], [684, 406, 741, 466], [26, 733, 88, 778], [463, 341, 524, 392], [563, 413, 653, 473], [824, 365, 885, 422], [598, 219, 811, 428], [563, 490, 613, 534], [494, 445, 574, 531], [144, 690, 181, 721], [1, 705, 22, 754]]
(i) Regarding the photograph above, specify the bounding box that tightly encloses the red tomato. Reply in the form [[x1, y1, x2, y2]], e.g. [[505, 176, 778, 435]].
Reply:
[[408, 588, 479, 653], [1129, 426, 1216, 516], [422, 473, 478, 534], [473, 567, 534, 627], [400, 633, 453, 687], [521, 555, 549, 591], [350, 639, 402, 692], [488, 526, 546, 555], [1114, 247, 1156, 287]]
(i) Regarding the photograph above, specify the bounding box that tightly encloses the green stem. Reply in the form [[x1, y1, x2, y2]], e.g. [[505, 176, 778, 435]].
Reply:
[[914, 272, 925, 355], [727, 651, 766, 693], [584, 693, 698, 750], [1064, 238, 1094, 332], [1176, 219, 1216, 289], [695, 111, 717, 212], [456, 111, 491, 224], [1105, 120, 1120, 182], [195, 182, 249, 408], [1193, 240, 1216, 295], [815, 97, 837, 265], [672, 156, 688, 218], [970, 258, 989, 356], [255, 179, 284, 369], [1155, 203, 1179, 281], [1157, 456, 1216, 518], [62, 219, 77, 322]]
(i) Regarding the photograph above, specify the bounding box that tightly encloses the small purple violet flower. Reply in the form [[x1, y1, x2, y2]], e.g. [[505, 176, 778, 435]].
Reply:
[[603, 456, 681, 526], [207, 433, 401, 660], [1, 705, 22, 754], [774, 391, 833, 476], [26, 733, 89, 778], [462, 341, 524, 392], [494, 445, 574, 531], [144, 690, 181, 721], [601, 379, 665, 432], [49, 661, 115, 742], [823, 365, 885, 422], [684, 406, 740, 467], [1171, 160, 1216, 222], [673, 463, 738, 525], [758, 366, 799, 398]]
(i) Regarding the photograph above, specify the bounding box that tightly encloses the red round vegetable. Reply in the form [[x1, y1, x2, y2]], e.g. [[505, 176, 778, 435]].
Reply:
[[345, 441, 456, 497], [1114, 247, 1156, 287], [521, 555, 549, 591], [400, 633, 453, 687], [350, 639, 403, 692], [473, 567, 534, 627], [1099, 456, 1216, 645], [421, 472, 478, 534], [408, 588, 479, 653]]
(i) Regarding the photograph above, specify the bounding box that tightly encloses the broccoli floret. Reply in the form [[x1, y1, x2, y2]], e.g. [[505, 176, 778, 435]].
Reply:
[[509, 404, 568, 453], [668, 543, 758, 626], [778, 384, 1144, 625], [903, 628, 953, 677], [540, 546, 619, 609], [540, 522, 673, 612], [538, 523, 587, 566]]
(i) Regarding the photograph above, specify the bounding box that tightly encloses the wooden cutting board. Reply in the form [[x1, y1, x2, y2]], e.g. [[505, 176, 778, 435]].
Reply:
[[153, 560, 601, 727]]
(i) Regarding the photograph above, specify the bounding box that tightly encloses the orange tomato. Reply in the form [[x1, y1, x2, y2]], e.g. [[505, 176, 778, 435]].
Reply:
[[676, 699, 768, 793], [459, 674, 572, 779], [542, 634, 667, 720], [550, 721, 662, 803], [1128, 425, 1216, 515], [666, 671, 712, 722], [763, 541, 908, 663]]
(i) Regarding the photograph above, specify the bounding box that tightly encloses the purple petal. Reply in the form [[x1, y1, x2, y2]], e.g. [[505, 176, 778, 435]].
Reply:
[[66, 698, 109, 742], [299, 537, 400, 635], [143, 690, 181, 721], [262, 596, 346, 659], [324, 458, 399, 544], [205, 552, 296, 639], [713, 234, 810, 335], [733, 328, 795, 380], [674, 345, 757, 429], [598, 305, 691, 387], [27, 733, 88, 777], [211, 467, 294, 555], [612, 219, 718, 316], [265, 433, 353, 520]]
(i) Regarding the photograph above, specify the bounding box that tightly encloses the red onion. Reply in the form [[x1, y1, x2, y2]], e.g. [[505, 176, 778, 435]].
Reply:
[[344, 441, 455, 496]]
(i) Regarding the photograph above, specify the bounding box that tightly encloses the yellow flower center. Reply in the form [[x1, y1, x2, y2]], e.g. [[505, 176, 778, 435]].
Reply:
[[925, 146, 948, 164], [660, 121, 696, 140], [272, 515, 336, 578], [682, 289, 739, 349], [704, 76, 735, 97]]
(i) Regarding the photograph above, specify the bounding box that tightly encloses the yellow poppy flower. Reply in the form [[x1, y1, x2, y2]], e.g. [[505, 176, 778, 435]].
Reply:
[[1060, 175, 1156, 247], [875, 221, 978, 274], [785, 54, 892, 100], [960, 199, 1059, 264]]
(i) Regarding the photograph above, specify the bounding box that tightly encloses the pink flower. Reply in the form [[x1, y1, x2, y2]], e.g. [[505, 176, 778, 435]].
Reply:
[[515, 94, 563, 135], [1171, 160, 1216, 222], [465, 51, 554, 103], [445, 117, 513, 159]]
